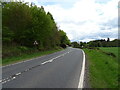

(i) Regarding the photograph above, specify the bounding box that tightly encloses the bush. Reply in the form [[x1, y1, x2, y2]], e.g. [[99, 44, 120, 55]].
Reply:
[[2, 27, 14, 43], [60, 44, 66, 48], [2, 45, 38, 59], [17, 46, 29, 51]]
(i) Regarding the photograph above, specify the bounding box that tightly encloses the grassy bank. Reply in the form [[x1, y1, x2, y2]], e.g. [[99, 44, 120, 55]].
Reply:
[[83, 47, 118, 88], [2, 48, 63, 66], [99, 47, 118, 59]]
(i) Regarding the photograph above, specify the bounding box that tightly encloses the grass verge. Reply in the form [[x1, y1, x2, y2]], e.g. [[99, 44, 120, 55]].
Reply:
[[2, 48, 63, 66], [83, 47, 118, 88], [99, 47, 118, 59]]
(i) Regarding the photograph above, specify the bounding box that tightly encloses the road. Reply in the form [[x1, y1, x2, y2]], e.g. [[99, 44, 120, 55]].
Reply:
[[2, 47, 85, 88]]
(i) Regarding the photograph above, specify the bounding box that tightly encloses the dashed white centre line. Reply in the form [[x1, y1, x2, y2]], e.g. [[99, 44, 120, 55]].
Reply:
[[15, 72, 21, 76], [41, 51, 71, 65], [1, 51, 73, 84]]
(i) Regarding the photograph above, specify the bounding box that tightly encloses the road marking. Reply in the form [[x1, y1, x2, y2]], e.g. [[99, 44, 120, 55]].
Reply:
[[2, 50, 71, 68], [12, 77, 16, 79], [78, 50, 86, 89], [15, 72, 21, 76], [41, 60, 50, 65], [2, 55, 46, 68], [41, 51, 71, 65], [1, 51, 72, 84]]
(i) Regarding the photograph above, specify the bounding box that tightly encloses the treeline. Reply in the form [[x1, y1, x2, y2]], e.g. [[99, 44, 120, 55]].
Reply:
[[2, 2, 70, 49], [88, 38, 120, 47], [72, 38, 120, 48], [2, 2, 70, 58]]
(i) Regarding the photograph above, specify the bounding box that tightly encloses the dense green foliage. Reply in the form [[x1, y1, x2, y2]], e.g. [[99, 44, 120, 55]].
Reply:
[[84, 48, 118, 88], [71, 42, 80, 48], [2, 2, 70, 58]]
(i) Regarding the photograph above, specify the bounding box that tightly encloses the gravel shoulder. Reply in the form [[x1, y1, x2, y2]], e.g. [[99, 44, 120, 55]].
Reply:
[[84, 54, 91, 88]]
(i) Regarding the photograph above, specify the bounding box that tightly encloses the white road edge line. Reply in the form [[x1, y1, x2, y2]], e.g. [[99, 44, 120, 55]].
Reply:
[[78, 50, 85, 89]]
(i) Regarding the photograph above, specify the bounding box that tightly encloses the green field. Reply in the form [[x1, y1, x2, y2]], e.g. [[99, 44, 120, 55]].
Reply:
[[83, 47, 118, 88], [99, 47, 119, 59]]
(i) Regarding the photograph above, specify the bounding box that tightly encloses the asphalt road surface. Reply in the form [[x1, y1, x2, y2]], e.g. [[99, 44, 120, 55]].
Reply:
[[2, 47, 85, 88]]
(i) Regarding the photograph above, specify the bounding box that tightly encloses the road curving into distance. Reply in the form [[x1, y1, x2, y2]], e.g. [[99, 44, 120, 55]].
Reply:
[[2, 47, 85, 88]]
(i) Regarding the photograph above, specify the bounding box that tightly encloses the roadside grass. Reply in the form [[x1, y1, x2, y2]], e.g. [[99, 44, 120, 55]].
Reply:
[[83, 47, 118, 88], [2, 48, 63, 66], [99, 47, 118, 59]]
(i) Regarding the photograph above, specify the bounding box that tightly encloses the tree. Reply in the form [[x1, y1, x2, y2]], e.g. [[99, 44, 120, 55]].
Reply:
[[2, 2, 32, 46], [2, 1, 70, 50], [107, 38, 110, 42], [59, 30, 70, 45], [71, 42, 80, 48]]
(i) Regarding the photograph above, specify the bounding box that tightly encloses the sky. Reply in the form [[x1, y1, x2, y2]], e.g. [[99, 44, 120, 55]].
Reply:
[[24, 0, 119, 42]]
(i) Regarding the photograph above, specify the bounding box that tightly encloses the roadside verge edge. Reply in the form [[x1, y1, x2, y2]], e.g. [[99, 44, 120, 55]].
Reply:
[[78, 50, 86, 89]]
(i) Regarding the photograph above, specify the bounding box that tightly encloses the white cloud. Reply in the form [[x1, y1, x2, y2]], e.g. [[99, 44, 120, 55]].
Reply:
[[23, 0, 118, 42], [43, 0, 118, 42]]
